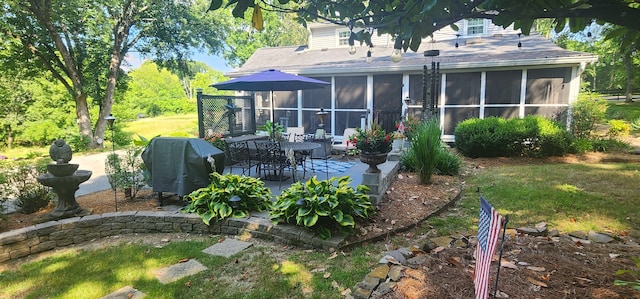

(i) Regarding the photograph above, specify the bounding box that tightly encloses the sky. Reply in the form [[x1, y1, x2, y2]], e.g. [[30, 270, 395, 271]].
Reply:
[[124, 51, 234, 73]]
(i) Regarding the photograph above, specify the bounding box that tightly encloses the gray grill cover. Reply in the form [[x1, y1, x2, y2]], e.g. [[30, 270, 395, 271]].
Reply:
[[141, 137, 225, 196]]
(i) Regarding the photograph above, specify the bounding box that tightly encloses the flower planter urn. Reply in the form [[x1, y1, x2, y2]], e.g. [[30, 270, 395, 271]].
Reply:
[[360, 152, 388, 173]]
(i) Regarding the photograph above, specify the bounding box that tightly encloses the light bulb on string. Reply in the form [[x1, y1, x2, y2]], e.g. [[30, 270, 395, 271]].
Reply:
[[348, 32, 357, 55], [391, 37, 403, 63], [366, 49, 372, 63], [455, 34, 460, 48]]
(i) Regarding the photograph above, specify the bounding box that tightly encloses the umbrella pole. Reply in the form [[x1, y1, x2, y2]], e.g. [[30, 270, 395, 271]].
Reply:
[[271, 91, 275, 139]]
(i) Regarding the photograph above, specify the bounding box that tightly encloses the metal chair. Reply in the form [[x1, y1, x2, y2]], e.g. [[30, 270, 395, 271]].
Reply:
[[225, 140, 260, 176], [254, 140, 291, 189]]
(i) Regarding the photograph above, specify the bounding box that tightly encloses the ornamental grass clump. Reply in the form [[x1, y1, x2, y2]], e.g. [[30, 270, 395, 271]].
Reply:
[[183, 173, 272, 225], [349, 122, 392, 154], [270, 176, 375, 239], [412, 118, 442, 184]]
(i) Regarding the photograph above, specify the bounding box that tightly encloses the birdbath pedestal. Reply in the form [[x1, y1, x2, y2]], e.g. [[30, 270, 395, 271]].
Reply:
[[33, 139, 93, 224]]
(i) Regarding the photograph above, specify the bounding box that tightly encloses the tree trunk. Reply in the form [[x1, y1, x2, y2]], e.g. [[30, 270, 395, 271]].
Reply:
[[624, 52, 634, 103], [6, 125, 13, 149], [74, 92, 94, 144]]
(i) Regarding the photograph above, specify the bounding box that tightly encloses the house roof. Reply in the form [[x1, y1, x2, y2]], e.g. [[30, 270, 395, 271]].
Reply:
[[227, 33, 597, 77]]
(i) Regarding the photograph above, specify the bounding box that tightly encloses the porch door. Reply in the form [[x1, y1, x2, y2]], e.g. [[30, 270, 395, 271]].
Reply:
[[373, 74, 403, 133]]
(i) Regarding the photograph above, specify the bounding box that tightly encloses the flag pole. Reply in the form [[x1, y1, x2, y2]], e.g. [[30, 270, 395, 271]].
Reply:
[[492, 214, 509, 298]]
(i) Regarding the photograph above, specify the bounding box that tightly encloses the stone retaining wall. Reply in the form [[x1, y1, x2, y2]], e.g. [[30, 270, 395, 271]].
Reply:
[[0, 211, 344, 263]]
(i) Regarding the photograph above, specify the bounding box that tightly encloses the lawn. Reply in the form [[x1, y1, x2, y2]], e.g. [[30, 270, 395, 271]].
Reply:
[[427, 161, 640, 237], [122, 113, 199, 139], [606, 101, 640, 121], [2, 160, 639, 298]]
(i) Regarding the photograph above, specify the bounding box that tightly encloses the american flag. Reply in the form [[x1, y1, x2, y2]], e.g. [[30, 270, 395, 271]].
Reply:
[[474, 196, 504, 299]]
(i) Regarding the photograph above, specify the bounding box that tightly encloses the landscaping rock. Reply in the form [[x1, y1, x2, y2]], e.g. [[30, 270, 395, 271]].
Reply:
[[202, 238, 253, 257], [153, 259, 207, 284], [588, 231, 615, 243], [100, 286, 145, 299]]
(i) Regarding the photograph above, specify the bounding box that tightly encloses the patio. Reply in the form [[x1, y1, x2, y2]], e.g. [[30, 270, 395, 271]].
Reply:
[[222, 152, 401, 205]]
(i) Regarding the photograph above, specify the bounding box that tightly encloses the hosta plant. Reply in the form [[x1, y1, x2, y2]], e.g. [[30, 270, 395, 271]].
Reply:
[[183, 173, 272, 225], [270, 176, 375, 239]]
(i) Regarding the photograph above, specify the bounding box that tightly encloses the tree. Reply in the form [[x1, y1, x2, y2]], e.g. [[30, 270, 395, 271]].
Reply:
[[211, 0, 640, 52], [222, 8, 307, 67], [123, 61, 193, 118], [1, 0, 228, 147]]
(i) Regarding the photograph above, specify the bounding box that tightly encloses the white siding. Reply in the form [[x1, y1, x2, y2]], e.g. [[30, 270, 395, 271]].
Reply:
[[309, 26, 338, 50], [309, 20, 521, 50]]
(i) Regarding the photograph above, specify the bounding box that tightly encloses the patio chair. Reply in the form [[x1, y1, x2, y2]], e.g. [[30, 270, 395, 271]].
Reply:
[[254, 140, 292, 189], [225, 140, 260, 176], [287, 127, 314, 178], [286, 127, 305, 142], [332, 128, 358, 160]]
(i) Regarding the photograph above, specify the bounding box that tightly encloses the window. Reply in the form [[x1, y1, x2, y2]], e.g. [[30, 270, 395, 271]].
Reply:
[[466, 18, 485, 35], [338, 31, 350, 46]]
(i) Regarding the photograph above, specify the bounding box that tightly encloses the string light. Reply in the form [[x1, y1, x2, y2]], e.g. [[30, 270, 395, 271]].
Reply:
[[348, 32, 357, 55], [517, 33, 522, 48], [366, 49, 372, 63], [455, 34, 460, 48], [391, 36, 403, 63]]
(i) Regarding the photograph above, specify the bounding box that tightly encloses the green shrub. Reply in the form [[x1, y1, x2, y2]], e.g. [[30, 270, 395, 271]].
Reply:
[[591, 138, 631, 152], [570, 97, 607, 138], [270, 176, 374, 239], [66, 133, 92, 152], [454, 116, 571, 158], [631, 117, 640, 132], [0, 159, 51, 215], [435, 147, 463, 176], [183, 173, 272, 224], [399, 147, 417, 171], [608, 120, 631, 138], [16, 186, 54, 214], [570, 138, 593, 154]]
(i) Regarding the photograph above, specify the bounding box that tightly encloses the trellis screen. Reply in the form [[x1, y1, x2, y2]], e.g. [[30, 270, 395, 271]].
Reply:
[[196, 90, 256, 138]]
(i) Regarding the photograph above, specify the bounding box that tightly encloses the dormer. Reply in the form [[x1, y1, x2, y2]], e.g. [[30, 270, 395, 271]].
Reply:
[[307, 19, 519, 51]]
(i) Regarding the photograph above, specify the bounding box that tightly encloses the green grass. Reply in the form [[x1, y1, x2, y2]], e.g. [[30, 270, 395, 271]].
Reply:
[[122, 113, 199, 140], [606, 101, 640, 122], [422, 162, 640, 237], [0, 237, 379, 299]]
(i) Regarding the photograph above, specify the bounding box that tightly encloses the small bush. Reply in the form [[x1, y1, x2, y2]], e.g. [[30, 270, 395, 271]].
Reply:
[[591, 138, 631, 152], [66, 134, 92, 152], [435, 148, 463, 176], [608, 120, 631, 138], [16, 186, 54, 214], [454, 116, 571, 158], [270, 176, 374, 239], [183, 173, 272, 224], [0, 159, 51, 216], [570, 97, 607, 138], [570, 138, 593, 154], [631, 117, 640, 132]]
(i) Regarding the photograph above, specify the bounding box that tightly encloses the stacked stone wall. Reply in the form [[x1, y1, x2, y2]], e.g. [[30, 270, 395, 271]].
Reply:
[[0, 211, 343, 263]]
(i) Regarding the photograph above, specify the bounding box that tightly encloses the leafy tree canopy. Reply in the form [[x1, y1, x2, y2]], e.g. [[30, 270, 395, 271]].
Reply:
[[0, 0, 230, 147], [211, 0, 640, 52]]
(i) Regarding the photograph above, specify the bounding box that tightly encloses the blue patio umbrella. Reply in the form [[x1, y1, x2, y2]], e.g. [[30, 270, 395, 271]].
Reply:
[[211, 69, 330, 125]]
